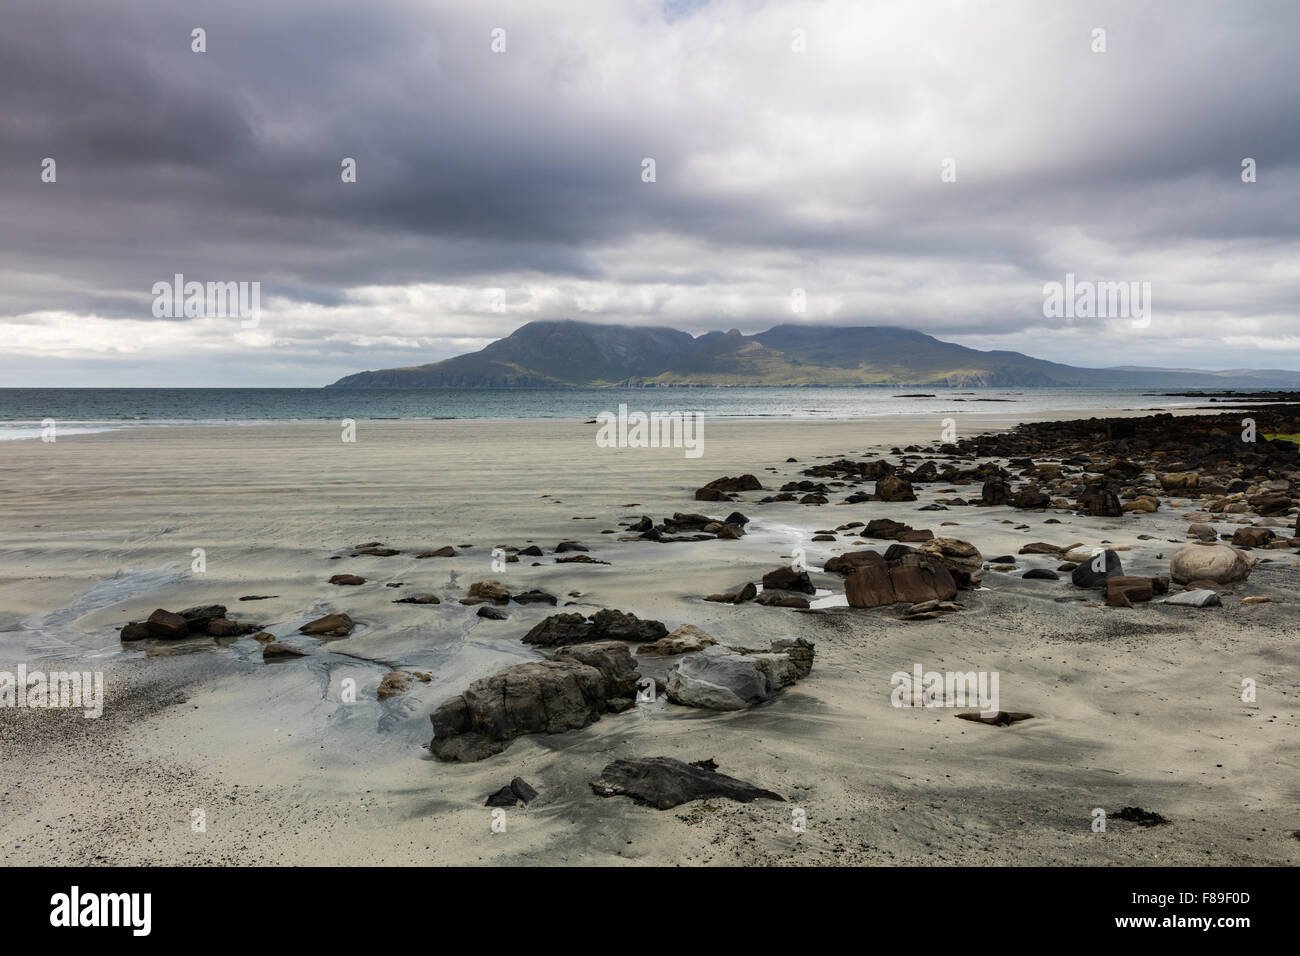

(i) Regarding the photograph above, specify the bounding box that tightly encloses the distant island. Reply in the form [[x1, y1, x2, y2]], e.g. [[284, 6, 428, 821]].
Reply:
[[327, 320, 1300, 389]]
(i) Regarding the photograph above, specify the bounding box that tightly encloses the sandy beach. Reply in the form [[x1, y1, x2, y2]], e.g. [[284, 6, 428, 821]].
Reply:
[[1, 409, 1297, 866]]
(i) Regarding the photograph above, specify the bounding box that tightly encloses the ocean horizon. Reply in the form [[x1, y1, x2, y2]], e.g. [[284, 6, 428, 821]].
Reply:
[[0, 385, 1260, 440]]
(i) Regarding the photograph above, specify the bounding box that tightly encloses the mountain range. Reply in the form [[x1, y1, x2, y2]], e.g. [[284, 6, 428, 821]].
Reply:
[[327, 320, 1300, 389]]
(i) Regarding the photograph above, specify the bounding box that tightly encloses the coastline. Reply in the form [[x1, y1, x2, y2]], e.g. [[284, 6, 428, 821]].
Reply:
[[2, 410, 1297, 866]]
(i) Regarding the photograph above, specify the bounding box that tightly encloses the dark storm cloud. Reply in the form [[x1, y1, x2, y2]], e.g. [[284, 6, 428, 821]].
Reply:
[[0, 0, 1297, 384]]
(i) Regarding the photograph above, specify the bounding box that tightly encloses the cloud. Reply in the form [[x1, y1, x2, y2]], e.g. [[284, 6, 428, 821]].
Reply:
[[1, 0, 1297, 384]]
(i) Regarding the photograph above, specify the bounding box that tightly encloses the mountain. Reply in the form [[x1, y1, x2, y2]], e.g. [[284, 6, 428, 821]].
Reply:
[[327, 320, 1300, 388]]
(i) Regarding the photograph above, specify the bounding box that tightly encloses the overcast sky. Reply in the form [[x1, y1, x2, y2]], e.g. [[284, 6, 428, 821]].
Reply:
[[2, 0, 1297, 386]]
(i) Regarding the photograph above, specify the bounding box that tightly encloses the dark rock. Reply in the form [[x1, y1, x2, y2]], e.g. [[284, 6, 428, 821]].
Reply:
[[299, 613, 355, 638], [145, 608, 189, 639], [760, 566, 815, 594], [1070, 550, 1123, 588], [1022, 569, 1059, 580], [329, 574, 365, 586], [429, 642, 639, 762], [588, 756, 783, 809], [394, 593, 440, 604], [477, 606, 509, 620]]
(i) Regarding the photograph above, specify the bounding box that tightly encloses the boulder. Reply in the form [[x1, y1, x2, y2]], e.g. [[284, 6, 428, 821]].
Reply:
[[636, 624, 717, 656], [919, 537, 983, 575], [145, 609, 189, 639], [521, 609, 667, 647], [760, 566, 815, 594], [1248, 492, 1291, 516], [1186, 523, 1218, 542], [1230, 527, 1274, 548], [329, 574, 365, 586], [665, 638, 814, 711], [1012, 486, 1050, 509], [845, 552, 957, 608], [875, 475, 916, 502], [1169, 544, 1255, 585], [981, 479, 1010, 505], [1070, 550, 1122, 589], [1077, 489, 1123, 517], [466, 579, 510, 605], [429, 642, 639, 762], [178, 605, 227, 627], [589, 757, 783, 810]]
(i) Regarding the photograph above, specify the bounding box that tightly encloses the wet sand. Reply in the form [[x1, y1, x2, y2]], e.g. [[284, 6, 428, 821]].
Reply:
[[1, 411, 1297, 865]]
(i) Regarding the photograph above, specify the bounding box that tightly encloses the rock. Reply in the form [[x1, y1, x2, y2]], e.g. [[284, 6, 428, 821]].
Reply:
[[145, 608, 189, 639], [724, 512, 749, 526], [1186, 523, 1218, 542], [981, 479, 1010, 505], [119, 621, 151, 641], [1230, 527, 1274, 548], [485, 777, 539, 807], [1123, 495, 1160, 514], [589, 756, 783, 810], [205, 617, 260, 637], [377, 671, 413, 699], [394, 593, 440, 604], [416, 546, 456, 558], [760, 566, 815, 594], [1077, 489, 1123, 517], [1105, 575, 1165, 606], [1249, 492, 1291, 516], [844, 552, 957, 608], [918, 537, 983, 576], [955, 711, 1034, 726], [1018, 542, 1064, 555], [1012, 486, 1050, 509], [636, 624, 717, 656], [521, 609, 667, 647], [1070, 550, 1123, 588], [511, 589, 558, 606], [1169, 543, 1256, 585], [824, 550, 883, 573], [250, 631, 276, 642], [1112, 806, 1169, 827], [665, 639, 814, 710], [555, 541, 588, 553], [429, 642, 639, 762], [1022, 569, 1060, 580], [694, 487, 730, 501], [299, 613, 355, 638], [1159, 474, 1199, 491], [875, 475, 916, 502], [263, 642, 307, 659], [755, 593, 810, 608], [1242, 596, 1272, 604], [329, 574, 365, 586], [703, 474, 763, 492], [477, 606, 508, 620], [178, 605, 227, 627], [1163, 589, 1222, 608], [352, 548, 400, 557], [466, 579, 510, 604]]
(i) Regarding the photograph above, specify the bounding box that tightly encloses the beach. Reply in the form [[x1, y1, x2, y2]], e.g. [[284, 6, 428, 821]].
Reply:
[[1, 410, 1297, 866]]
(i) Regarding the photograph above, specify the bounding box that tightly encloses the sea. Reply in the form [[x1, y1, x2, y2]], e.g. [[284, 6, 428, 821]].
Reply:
[[0, 386, 1257, 441]]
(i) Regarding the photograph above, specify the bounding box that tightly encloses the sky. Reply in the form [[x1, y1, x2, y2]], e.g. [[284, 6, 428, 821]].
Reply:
[[2, 0, 1297, 387]]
